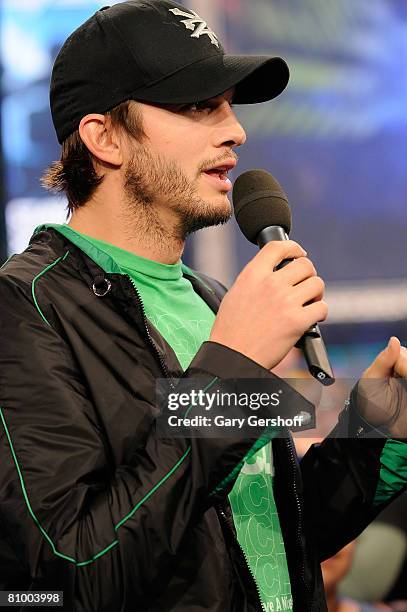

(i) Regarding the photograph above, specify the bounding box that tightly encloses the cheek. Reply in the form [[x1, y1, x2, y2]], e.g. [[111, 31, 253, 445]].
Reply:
[[161, 144, 203, 179], [150, 124, 207, 168]]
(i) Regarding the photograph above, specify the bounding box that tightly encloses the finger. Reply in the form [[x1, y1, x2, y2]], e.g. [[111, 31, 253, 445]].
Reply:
[[363, 337, 401, 379], [302, 300, 329, 326], [250, 240, 307, 272], [276, 257, 317, 286], [395, 346, 407, 378], [292, 276, 325, 305]]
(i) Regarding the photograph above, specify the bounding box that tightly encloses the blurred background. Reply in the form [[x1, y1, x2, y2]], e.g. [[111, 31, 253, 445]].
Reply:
[[1, 1, 407, 609], [1, 0, 407, 375]]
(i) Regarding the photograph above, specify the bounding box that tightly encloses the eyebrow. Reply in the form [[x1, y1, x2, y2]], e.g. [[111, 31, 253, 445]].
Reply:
[[156, 89, 235, 112]]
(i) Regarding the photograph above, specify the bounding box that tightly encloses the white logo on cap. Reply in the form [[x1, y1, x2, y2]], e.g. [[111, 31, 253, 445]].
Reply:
[[169, 8, 220, 48]]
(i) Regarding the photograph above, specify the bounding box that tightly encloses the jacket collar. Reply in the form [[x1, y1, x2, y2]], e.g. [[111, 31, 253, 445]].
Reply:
[[33, 223, 223, 313], [31, 225, 223, 378]]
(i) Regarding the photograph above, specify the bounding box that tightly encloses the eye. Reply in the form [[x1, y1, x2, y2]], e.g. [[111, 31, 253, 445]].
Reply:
[[176, 98, 235, 115], [181, 101, 213, 114]]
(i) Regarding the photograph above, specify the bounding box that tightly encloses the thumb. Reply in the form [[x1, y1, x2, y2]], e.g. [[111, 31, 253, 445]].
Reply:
[[363, 336, 401, 379]]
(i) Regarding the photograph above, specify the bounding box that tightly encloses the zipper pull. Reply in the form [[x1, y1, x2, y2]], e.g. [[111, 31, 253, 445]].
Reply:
[[92, 274, 112, 297]]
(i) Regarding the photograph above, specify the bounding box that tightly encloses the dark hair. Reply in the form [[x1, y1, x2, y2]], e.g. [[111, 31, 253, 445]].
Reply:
[[41, 100, 144, 218]]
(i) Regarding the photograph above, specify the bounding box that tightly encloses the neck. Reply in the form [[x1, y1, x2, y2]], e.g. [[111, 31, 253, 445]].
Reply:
[[67, 197, 185, 265]]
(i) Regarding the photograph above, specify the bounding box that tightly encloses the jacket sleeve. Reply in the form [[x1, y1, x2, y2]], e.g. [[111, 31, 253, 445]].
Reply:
[[300, 398, 407, 562], [0, 275, 309, 611]]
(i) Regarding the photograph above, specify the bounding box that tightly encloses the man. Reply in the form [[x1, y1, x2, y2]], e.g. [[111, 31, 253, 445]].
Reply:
[[0, 2, 406, 611]]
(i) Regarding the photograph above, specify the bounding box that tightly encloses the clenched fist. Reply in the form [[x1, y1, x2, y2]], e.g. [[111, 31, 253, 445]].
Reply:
[[355, 337, 407, 438]]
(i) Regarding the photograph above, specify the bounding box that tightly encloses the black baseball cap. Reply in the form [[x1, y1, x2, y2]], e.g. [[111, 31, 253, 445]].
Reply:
[[50, 0, 290, 144]]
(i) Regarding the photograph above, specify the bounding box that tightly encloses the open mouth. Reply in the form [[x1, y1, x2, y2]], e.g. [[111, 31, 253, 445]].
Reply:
[[204, 167, 231, 181], [202, 161, 236, 189]]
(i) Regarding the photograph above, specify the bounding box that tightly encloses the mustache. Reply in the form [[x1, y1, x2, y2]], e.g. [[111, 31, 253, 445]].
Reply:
[[197, 151, 239, 176]]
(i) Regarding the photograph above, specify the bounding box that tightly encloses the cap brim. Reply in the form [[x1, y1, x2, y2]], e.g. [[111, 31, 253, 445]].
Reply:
[[130, 55, 289, 106]]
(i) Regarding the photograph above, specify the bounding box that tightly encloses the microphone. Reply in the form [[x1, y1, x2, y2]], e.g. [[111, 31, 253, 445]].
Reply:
[[232, 169, 335, 386]]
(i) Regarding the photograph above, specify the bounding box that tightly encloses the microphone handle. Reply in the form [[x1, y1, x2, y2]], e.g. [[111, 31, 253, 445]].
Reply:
[[258, 226, 335, 386]]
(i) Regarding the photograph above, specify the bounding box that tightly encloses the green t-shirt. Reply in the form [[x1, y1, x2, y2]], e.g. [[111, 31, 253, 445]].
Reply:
[[229, 446, 293, 611], [34, 223, 293, 610]]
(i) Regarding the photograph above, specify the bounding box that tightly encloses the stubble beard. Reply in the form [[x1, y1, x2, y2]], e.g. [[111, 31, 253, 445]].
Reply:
[[122, 143, 233, 245]]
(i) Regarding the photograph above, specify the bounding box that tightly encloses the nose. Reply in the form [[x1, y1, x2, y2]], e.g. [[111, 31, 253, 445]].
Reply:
[[213, 102, 247, 149]]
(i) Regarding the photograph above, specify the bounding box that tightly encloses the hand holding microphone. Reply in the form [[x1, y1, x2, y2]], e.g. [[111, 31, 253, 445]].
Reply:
[[209, 169, 334, 384]]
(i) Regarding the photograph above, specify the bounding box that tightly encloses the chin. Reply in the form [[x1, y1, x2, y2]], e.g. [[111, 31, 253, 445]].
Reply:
[[209, 191, 232, 208], [182, 195, 232, 236], [209, 199, 232, 220]]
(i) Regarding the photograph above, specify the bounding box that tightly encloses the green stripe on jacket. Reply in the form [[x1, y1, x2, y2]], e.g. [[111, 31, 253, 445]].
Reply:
[[374, 439, 407, 506]]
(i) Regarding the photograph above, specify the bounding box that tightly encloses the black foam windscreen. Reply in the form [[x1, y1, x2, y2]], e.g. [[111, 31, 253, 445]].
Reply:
[[232, 169, 292, 244]]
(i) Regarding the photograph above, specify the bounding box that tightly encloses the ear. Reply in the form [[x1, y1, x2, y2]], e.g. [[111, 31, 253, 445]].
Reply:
[[78, 114, 123, 167]]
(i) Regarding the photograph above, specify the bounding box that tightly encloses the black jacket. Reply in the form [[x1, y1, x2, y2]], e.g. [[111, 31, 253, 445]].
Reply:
[[0, 227, 402, 612]]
